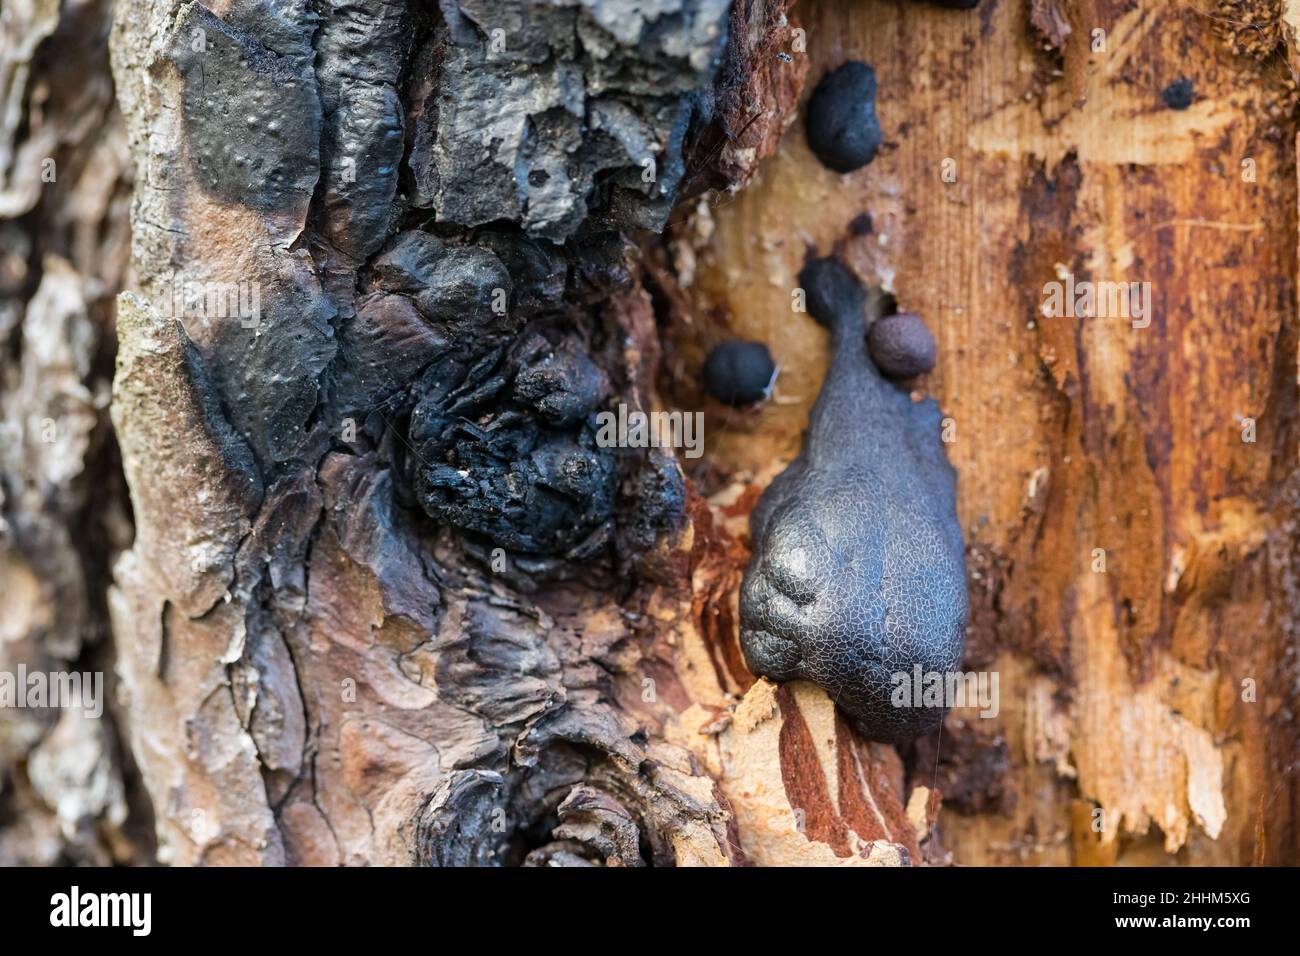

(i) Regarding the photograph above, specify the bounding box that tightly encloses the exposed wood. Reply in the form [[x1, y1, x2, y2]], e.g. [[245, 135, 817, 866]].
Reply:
[[665, 0, 1300, 864]]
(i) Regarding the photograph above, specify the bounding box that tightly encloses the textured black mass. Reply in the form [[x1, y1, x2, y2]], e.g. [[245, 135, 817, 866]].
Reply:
[[740, 256, 967, 742], [867, 312, 937, 380], [703, 341, 777, 406], [415, 0, 730, 240], [408, 326, 619, 560], [804, 62, 882, 173]]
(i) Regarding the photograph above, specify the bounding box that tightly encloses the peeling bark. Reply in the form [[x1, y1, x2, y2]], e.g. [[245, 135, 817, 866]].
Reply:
[[103, 0, 764, 867]]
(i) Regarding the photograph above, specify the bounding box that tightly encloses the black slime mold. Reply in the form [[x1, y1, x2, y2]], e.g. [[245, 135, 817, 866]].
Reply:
[[703, 341, 778, 406], [805, 62, 883, 173], [1162, 77, 1194, 111], [739, 256, 967, 742]]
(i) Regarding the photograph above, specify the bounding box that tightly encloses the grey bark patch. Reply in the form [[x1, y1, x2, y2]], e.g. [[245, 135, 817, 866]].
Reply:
[[416, 0, 729, 240], [316, 0, 410, 262], [198, 252, 337, 470], [111, 293, 263, 617], [171, 1, 321, 215]]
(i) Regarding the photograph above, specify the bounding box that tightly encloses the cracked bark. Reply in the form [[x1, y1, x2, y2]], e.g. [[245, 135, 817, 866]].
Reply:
[[100, 0, 867, 867]]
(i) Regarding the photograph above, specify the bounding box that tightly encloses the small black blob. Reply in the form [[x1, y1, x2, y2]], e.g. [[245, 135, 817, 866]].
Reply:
[[924, 0, 981, 8], [799, 256, 865, 327], [704, 341, 778, 406], [1162, 77, 1194, 111], [848, 212, 874, 237], [805, 62, 883, 173], [868, 312, 937, 379]]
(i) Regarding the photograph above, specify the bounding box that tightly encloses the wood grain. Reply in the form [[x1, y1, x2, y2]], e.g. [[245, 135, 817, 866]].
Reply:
[[667, 0, 1300, 864]]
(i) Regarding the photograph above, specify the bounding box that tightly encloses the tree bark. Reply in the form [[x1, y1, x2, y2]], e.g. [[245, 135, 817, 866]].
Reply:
[[1, 0, 1298, 867], [0, 0, 143, 865]]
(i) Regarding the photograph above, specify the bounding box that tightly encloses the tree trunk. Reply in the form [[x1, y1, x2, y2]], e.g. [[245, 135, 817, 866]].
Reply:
[[0, 0, 143, 865], [2, 0, 1297, 866]]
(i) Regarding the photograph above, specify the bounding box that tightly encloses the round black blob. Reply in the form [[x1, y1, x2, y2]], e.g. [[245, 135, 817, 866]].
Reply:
[[926, 0, 981, 8], [798, 256, 864, 328], [703, 341, 777, 406], [805, 61, 883, 173], [868, 312, 936, 379], [1162, 77, 1194, 110]]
